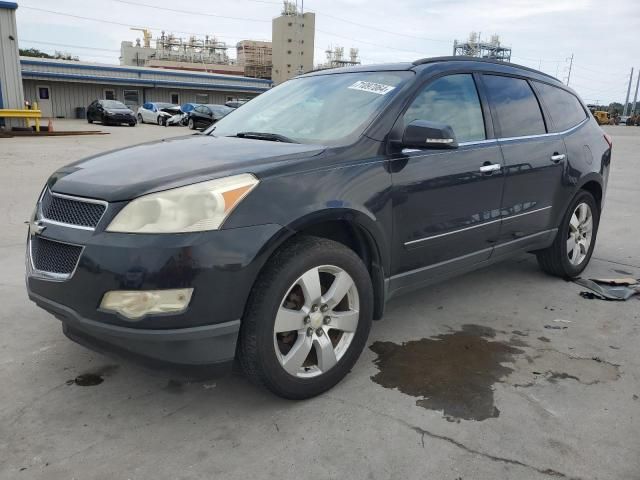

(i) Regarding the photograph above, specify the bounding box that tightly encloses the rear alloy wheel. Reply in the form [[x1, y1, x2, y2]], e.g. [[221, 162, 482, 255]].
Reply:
[[239, 236, 373, 399], [536, 190, 599, 278]]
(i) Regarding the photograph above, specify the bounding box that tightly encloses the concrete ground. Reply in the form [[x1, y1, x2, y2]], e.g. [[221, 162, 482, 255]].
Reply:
[[1, 120, 639, 479]]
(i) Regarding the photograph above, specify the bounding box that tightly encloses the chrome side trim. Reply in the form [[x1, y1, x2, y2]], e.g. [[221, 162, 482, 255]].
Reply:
[[39, 189, 108, 231], [500, 205, 552, 221], [405, 217, 502, 246], [27, 236, 85, 282], [404, 206, 553, 247]]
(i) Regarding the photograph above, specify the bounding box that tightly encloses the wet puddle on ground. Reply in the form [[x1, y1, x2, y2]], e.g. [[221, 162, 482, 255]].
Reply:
[[370, 325, 620, 422]]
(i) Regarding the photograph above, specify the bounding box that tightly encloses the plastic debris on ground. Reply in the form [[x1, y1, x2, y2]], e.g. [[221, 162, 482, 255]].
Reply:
[[574, 277, 640, 301]]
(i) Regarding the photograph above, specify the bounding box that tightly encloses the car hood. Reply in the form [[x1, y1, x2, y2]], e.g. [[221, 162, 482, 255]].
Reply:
[[48, 135, 326, 202]]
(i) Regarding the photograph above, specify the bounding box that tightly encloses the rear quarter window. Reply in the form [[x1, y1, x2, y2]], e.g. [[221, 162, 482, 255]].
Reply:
[[533, 82, 587, 132], [483, 75, 546, 138]]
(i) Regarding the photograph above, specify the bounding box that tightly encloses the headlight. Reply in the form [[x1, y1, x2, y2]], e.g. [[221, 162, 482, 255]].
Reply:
[[106, 174, 259, 233]]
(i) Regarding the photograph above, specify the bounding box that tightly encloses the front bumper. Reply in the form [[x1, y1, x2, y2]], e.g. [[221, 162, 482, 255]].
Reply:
[[30, 290, 240, 366], [27, 221, 285, 366]]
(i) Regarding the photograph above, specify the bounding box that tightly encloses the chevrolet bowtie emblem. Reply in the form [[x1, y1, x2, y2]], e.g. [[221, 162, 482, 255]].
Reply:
[[29, 220, 47, 236]]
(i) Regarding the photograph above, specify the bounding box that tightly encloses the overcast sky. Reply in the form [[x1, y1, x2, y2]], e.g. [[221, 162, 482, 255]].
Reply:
[[14, 0, 640, 104]]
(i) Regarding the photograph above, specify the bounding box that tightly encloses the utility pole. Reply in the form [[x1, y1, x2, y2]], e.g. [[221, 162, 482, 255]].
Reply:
[[566, 53, 574, 86], [623, 67, 634, 116], [631, 69, 640, 116]]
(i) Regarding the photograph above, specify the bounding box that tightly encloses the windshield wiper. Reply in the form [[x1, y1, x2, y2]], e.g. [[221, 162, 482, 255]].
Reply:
[[233, 132, 298, 143]]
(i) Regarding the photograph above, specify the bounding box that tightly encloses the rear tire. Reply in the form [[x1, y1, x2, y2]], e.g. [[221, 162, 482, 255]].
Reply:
[[536, 190, 600, 278], [238, 236, 373, 399]]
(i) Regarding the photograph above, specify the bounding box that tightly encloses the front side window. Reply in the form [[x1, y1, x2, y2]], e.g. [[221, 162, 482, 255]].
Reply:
[[534, 82, 587, 132], [483, 75, 546, 138], [402, 74, 486, 143], [210, 71, 413, 145]]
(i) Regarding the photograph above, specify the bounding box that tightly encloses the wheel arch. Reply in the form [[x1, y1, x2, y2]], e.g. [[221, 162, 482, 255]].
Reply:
[[577, 176, 603, 210], [254, 208, 389, 320]]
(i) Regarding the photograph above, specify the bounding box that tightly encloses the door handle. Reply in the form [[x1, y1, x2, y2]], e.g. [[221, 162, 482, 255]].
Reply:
[[550, 153, 566, 163], [479, 163, 502, 174]]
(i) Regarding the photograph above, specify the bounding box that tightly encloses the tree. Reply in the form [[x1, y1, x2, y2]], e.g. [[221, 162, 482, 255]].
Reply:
[[19, 48, 79, 61]]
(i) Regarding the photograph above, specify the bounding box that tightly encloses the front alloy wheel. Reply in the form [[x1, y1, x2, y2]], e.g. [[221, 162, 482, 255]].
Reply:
[[274, 265, 360, 378], [239, 236, 373, 399]]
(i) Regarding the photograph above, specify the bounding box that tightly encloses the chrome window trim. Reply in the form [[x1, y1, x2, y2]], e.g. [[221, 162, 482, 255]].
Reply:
[[404, 117, 588, 149], [39, 189, 108, 231], [404, 206, 553, 247], [27, 236, 85, 282]]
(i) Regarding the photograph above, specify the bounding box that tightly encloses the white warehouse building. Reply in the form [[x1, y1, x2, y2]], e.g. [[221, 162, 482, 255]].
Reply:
[[20, 57, 272, 119]]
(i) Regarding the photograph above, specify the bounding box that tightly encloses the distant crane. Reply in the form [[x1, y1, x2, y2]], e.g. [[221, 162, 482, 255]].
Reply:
[[130, 28, 152, 48]]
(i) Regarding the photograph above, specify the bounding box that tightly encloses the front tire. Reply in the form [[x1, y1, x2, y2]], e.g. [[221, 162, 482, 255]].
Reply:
[[536, 190, 600, 278], [188, 118, 195, 130], [137, 114, 143, 124], [238, 236, 373, 399]]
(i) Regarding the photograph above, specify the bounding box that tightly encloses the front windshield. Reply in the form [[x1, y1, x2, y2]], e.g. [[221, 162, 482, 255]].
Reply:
[[103, 100, 127, 109], [208, 71, 412, 145]]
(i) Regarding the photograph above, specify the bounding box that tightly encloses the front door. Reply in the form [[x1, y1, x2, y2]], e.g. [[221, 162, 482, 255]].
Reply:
[[36, 85, 52, 117], [389, 74, 505, 292]]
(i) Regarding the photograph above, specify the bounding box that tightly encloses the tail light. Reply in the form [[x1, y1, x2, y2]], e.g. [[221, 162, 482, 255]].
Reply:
[[604, 133, 613, 149]]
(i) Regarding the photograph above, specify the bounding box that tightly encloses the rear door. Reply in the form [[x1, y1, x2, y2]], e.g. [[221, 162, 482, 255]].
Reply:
[[389, 73, 505, 290], [481, 74, 567, 254]]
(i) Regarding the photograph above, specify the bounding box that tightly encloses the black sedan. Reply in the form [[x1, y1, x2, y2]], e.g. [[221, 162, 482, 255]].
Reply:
[[186, 104, 233, 130], [87, 100, 136, 126]]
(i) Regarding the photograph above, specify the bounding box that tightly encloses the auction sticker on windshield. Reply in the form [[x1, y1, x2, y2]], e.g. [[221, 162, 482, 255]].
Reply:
[[348, 81, 396, 95]]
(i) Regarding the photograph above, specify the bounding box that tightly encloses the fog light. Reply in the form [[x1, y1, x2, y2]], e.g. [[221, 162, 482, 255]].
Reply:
[[100, 288, 193, 320]]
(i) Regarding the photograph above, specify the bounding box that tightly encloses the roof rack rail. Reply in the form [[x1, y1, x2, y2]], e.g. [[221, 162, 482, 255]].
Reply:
[[412, 56, 559, 82]]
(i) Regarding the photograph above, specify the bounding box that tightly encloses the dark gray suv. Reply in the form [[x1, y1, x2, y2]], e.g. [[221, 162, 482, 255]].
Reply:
[[27, 57, 610, 399]]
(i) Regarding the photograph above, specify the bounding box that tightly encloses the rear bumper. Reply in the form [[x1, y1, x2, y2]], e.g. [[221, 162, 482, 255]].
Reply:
[[30, 290, 240, 366]]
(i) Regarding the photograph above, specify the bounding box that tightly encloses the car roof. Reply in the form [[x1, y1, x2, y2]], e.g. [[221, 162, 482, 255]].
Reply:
[[303, 56, 560, 82], [301, 55, 570, 93]]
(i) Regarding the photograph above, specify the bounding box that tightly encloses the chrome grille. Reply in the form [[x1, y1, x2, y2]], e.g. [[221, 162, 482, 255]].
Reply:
[[40, 189, 106, 229], [30, 237, 82, 276]]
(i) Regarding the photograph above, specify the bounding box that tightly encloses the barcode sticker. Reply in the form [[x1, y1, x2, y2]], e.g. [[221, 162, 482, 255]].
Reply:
[[348, 81, 396, 95]]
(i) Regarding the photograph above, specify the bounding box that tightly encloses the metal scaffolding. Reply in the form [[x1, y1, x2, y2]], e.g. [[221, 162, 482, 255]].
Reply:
[[453, 33, 511, 62]]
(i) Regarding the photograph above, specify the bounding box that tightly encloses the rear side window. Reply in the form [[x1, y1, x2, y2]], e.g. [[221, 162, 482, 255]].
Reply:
[[483, 75, 546, 138], [403, 74, 486, 143], [533, 82, 587, 132]]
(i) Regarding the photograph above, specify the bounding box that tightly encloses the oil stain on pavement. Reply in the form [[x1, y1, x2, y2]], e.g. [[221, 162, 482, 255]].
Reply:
[[369, 325, 620, 421], [369, 325, 523, 421], [67, 365, 119, 387]]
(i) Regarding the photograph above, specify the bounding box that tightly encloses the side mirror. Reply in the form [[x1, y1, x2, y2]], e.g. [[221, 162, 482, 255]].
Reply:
[[402, 120, 458, 149]]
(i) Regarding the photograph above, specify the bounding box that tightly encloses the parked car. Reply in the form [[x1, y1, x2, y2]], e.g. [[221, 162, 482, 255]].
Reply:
[[225, 100, 246, 109], [27, 57, 610, 399], [186, 104, 234, 130], [137, 102, 180, 126], [87, 100, 136, 126]]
